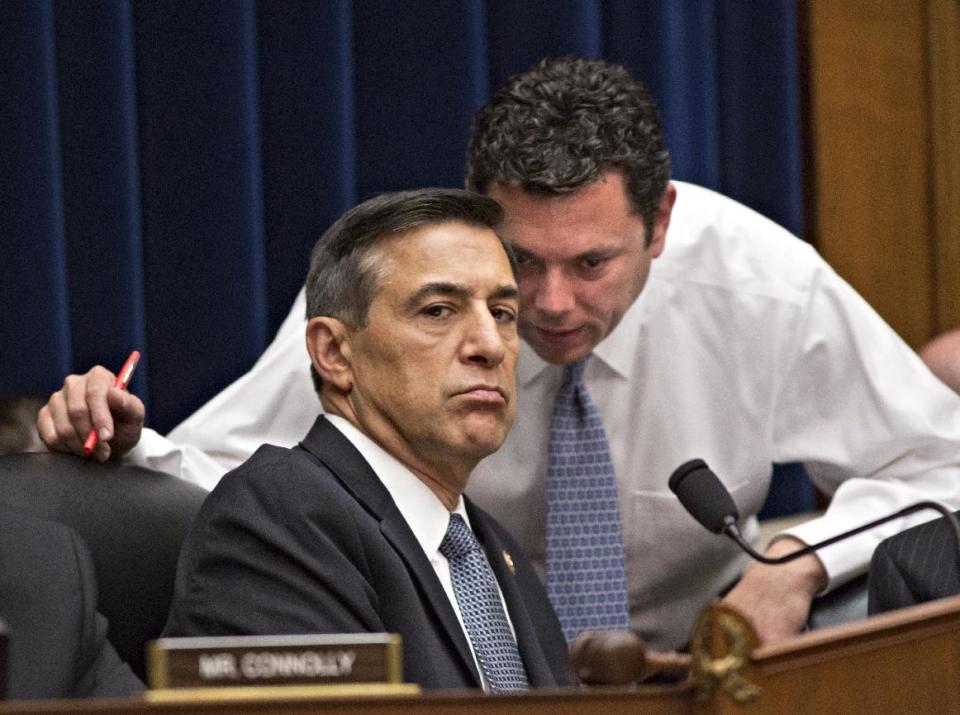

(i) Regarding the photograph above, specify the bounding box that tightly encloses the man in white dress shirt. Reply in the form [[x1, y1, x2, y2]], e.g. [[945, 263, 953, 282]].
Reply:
[[38, 58, 960, 650]]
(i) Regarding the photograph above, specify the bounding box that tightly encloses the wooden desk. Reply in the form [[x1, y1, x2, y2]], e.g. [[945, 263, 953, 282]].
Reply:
[[0, 684, 689, 715]]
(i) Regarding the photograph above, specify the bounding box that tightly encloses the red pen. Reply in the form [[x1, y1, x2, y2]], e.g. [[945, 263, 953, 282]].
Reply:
[[82, 350, 141, 455]]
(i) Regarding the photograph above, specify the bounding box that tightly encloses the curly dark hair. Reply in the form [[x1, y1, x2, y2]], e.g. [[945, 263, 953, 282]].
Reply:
[[466, 56, 670, 242]]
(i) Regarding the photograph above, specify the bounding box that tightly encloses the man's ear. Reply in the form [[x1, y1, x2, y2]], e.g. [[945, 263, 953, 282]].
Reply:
[[650, 181, 676, 259], [306, 316, 354, 393]]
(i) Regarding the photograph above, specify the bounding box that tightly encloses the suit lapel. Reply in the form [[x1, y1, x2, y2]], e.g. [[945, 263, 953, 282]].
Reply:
[[298, 417, 481, 686], [467, 500, 559, 686]]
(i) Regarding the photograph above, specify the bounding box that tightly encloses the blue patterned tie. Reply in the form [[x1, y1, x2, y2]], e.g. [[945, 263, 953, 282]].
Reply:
[[439, 514, 529, 692], [546, 356, 630, 642]]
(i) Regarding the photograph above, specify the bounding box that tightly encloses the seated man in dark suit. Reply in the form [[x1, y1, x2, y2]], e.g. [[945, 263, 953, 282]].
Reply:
[[867, 513, 960, 615], [0, 503, 143, 700], [869, 335, 960, 614], [163, 189, 572, 691]]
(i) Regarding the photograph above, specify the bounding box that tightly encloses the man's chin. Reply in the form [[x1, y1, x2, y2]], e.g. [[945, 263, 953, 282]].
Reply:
[[521, 324, 597, 365], [457, 421, 511, 459], [526, 337, 593, 365]]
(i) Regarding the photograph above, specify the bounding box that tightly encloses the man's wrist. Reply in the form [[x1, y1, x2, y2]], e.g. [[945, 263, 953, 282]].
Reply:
[[764, 536, 829, 596]]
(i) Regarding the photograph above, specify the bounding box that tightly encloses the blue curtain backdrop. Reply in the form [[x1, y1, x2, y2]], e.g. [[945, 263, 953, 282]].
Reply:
[[0, 0, 809, 513]]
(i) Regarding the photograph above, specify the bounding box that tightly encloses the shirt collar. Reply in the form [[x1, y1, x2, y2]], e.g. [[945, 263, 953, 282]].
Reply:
[[324, 414, 468, 555], [593, 286, 648, 378]]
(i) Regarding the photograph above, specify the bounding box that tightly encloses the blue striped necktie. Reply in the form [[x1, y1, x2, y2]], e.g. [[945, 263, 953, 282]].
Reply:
[[439, 513, 529, 691], [545, 356, 630, 642]]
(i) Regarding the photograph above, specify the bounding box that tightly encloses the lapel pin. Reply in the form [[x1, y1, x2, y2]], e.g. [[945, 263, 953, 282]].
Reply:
[[502, 550, 516, 574]]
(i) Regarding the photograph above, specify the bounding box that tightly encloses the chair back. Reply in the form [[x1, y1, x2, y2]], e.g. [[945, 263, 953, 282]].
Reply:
[[0, 452, 208, 680]]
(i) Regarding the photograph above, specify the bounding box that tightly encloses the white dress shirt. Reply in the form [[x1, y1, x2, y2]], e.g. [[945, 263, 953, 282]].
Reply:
[[129, 181, 960, 650]]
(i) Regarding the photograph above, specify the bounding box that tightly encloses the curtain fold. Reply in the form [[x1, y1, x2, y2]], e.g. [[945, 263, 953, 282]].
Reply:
[[55, 0, 148, 403], [256, 0, 357, 331], [0, 0, 805, 440], [605, 1, 722, 190], [132, 1, 268, 424], [353, 0, 491, 196], [1, 0, 72, 387], [486, 0, 603, 85], [715, 0, 804, 234]]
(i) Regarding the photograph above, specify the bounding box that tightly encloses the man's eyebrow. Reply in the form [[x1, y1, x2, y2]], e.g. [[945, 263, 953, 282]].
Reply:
[[509, 242, 620, 261], [489, 284, 520, 302], [404, 281, 519, 310], [404, 282, 470, 310]]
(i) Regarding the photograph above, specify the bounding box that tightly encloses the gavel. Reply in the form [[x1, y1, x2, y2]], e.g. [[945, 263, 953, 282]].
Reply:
[[569, 630, 692, 685]]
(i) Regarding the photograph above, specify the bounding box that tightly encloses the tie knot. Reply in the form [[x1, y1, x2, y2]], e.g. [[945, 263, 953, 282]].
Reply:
[[439, 513, 482, 561], [561, 356, 590, 388]]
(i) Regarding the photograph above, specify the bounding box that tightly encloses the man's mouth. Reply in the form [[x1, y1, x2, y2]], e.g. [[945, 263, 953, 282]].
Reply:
[[457, 385, 507, 404], [529, 325, 583, 344]]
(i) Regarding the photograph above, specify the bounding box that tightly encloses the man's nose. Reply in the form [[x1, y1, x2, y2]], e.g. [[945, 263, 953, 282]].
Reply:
[[532, 267, 574, 316], [463, 311, 507, 366]]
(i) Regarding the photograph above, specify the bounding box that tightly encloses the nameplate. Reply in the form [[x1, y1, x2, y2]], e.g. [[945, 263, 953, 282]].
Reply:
[[148, 633, 403, 689]]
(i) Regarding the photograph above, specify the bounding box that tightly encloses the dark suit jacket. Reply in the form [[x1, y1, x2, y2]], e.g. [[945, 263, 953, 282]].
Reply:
[[0, 505, 143, 700], [867, 511, 960, 615], [163, 416, 573, 689]]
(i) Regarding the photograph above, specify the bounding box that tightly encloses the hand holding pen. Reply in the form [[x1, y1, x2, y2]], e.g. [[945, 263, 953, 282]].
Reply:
[[36, 350, 146, 461], [83, 350, 141, 454]]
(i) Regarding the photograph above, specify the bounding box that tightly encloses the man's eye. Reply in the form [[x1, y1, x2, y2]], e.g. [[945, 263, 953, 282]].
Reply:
[[491, 307, 517, 323], [583, 255, 606, 269], [423, 305, 452, 319]]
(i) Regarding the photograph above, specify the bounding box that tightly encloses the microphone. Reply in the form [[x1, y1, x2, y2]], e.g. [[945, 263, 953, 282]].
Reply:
[[668, 458, 960, 565], [667, 459, 738, 534]]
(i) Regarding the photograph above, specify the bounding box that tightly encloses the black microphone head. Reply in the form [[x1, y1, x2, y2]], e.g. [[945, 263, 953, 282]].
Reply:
[[668, 459, 740, 534]]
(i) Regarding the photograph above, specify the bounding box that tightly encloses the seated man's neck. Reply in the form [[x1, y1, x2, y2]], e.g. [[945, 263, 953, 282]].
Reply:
[[322, 398, 472, 511]]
